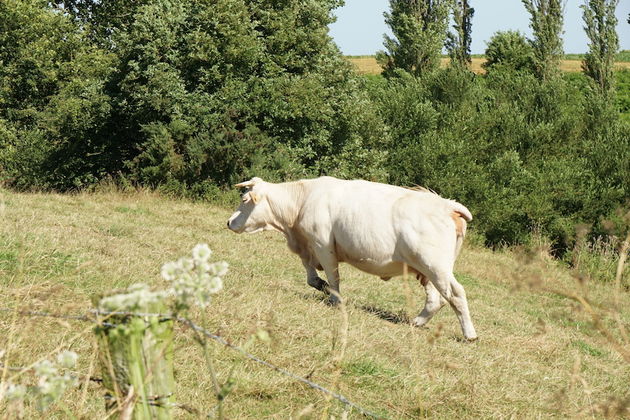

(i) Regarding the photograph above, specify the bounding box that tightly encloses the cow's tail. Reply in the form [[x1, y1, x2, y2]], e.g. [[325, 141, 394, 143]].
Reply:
[[447, 200, 472, 258]]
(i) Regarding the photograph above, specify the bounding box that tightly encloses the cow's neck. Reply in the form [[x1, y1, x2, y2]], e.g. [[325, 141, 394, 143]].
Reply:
[[266, 181, 305, 236]]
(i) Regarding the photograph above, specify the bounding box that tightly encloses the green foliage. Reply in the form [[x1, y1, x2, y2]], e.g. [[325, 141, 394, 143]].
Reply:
[[616, 69, 630, 121], [483, 31, 534, 73], [366, 62, 628, 250], [377, 0, 451, 77], [0, 0, 116, 190], [0, 0, 386, 192], [582, 0, 620, 99], [446, 0, 475, 68], [522, 0, 564, 80]]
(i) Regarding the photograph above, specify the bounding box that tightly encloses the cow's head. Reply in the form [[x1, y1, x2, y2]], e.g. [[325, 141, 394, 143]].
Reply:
[[227, 177, 272, 233]]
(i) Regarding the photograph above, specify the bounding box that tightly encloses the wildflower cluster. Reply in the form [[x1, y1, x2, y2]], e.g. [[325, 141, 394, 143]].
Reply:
[[162, 243, 228, 309], [99, 283, 168, 312], [0, 350, 79, 412], [97, 244, 228, 313]]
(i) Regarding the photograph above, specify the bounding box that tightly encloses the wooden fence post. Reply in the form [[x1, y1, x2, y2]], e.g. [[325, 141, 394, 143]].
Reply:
[[93, 299, 174, 420]]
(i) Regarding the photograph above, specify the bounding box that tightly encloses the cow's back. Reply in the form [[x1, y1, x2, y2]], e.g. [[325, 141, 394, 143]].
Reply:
[[297, 178, 460, 276]]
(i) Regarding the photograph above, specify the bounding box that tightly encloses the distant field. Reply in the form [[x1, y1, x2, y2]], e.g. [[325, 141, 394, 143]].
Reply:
[[1, 189, 629, 418], [348, 55, 630, 75]]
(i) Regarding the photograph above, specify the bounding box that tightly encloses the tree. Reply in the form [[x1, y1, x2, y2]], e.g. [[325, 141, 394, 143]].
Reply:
[[377, 0, 451, 77], [482, 31, 534, 73], [0, 0, 115, 190], [446, 0, 474, 68], [581, 0, 619, 99], [522, 0, 564, 81], [1, 0, 389, 191]]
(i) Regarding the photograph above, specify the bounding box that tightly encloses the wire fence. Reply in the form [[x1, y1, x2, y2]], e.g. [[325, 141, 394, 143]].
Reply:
[[0, 307, 384, 419]]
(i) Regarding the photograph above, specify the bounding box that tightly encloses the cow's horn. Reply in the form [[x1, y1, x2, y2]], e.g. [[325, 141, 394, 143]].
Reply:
[[234, 180, 254, 188], [234, 177, 262, 189]]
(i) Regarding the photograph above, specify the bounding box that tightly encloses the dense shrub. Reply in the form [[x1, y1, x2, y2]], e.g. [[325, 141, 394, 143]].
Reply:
[[616, 69, 630, 121], [0, 0, 387, 193], [0, 0, 117, 190], [367, 63, 628, 250], [483, 31, 534, 73]]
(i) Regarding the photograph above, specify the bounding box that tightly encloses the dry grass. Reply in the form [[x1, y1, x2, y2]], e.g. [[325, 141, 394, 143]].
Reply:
[[348, 56, 630, 75], [0, 188, 629, 418]]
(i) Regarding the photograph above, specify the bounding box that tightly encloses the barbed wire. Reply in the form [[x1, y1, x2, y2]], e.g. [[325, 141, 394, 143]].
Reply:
[[0, 307, 385, 419], [0, 362, 103, 384], [174, 316, 383, 419], [0, 308, 91, 322]]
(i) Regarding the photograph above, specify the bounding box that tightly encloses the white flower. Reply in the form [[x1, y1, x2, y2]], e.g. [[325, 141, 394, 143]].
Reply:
[[177, 257, 194, 272], [209, 261, 229, 277], [33, 353, 81, 412], [160, 261, 179, 281], [195, 260, 211, 275], [57, 351, 78, 369], [34, 360, 57, 378], [4, 383, 27, 401], [99, 283, 166, 312], [208, 276, 223, 294], [150, 245, 228, 310], [37, 378, 56, 395], [192, 243, 212, 263]]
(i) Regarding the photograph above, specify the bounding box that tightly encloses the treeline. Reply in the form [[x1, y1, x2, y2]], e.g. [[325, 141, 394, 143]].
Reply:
[[0, 0, 628, 252], [0, 0, 388, 192]]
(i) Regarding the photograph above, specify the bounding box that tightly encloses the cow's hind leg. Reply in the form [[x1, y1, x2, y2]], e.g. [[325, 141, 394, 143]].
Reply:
[[424, 270, 477, 341], [413, 279, 447, 328]]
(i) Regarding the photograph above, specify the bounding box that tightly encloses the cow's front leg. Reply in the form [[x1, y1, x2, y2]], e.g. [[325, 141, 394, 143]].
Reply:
[[312, 246, 341, 305], [302, 258, 328, 292]]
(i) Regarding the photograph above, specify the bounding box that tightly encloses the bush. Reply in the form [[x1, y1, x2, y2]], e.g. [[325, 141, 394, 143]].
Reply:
[[0, 0, 388, 193], [483, 30, 534, 73], [365, 62, 627, 251]]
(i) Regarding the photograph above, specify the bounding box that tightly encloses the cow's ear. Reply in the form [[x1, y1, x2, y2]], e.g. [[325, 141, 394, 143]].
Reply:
[[250, 192, 260, 204]]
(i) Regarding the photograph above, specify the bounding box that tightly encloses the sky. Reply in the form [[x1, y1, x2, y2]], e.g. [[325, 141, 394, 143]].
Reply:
[[329, 0, 630, 55]]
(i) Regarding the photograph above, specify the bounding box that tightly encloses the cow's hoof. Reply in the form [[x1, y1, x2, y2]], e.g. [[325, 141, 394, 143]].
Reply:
[[326, 294, 341, 306], [411, 316, 429, 328], [307, 277, 329, 293], [465, 336, 479, 343]]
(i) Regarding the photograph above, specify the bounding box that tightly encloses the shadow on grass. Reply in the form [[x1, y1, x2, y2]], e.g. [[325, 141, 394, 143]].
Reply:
[[292, 288, 409, 324], [355, 304, 410, 325], [290, 284, 413, 324], [293, 289, 329, 303]]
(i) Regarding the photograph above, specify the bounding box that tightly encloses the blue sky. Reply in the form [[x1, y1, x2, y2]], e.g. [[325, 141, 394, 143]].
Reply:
[[329, 0, 630, 55]]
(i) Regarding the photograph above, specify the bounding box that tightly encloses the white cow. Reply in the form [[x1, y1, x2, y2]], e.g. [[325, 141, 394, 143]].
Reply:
[[227, 176, 477, 340]]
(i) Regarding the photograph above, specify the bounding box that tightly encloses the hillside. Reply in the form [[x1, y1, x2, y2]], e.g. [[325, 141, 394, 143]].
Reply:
[[1, 189, 629, 418]]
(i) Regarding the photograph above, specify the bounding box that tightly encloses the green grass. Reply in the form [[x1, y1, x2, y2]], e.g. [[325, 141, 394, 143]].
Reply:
[[0, 188, 628, 418], [571, 340, 604, 357], [617, 50, 630, 62]]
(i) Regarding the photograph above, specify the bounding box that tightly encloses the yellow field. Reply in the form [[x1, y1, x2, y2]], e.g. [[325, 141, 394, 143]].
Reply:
[[348, 56, 630, 75]]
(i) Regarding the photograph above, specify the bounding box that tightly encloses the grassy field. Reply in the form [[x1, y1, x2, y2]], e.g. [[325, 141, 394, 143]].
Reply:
[[1, 189, 629, 418], [348, 55, 630, 75]]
